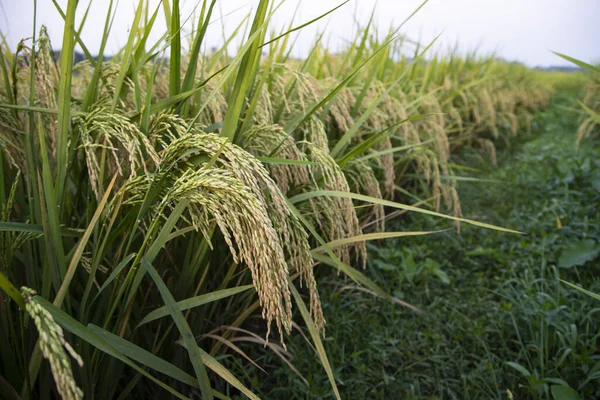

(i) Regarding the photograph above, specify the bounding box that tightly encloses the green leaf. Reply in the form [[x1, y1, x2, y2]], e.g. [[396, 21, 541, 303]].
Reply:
[[26, 173, 119, 388], [181, 1, 217, 99], [90, 253, 137, 305], [0, 271, 25, 309], [0, 222, 81, 237], [289, 190, 522, 233], [560, 280, 600, 302], [505, 361, 531, 377], [465, 247, 498, 257], [551, 385, 581, 400], [53, 173, 118, 308], [311, 230, 441, 253], [287, 200, 390, 298], [288, 279, 341, 400], [55, 0, 78, 201], [261, 1, 349, 47], [551, 52, 600, 73], [558, 239, 600, 268], [137, 285, 254, 327], [187, 25, 264, 134], [38, 116, 67, 288], [337, 115, 437, 166], [280, 32, 399, 141], [142, 259, 213, 400], [220, 0, 270, 140], [169, 0, 181, 96], [82, 0, 116, 111], [256, 157, 320, 166], [0, 104, 62, 114], [0, 221, 43, 233], [111, 0, 144, 112], [431, 265, 450, 284], [330, 75, 410, 159], [356, 139, 433, 163]]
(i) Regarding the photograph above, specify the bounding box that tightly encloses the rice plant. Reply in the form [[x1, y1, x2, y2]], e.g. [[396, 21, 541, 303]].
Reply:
[[0, 1, 563, 398]]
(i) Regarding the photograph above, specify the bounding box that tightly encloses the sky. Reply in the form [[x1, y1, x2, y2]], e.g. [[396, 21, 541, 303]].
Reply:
[[1, 0, 599, 67]]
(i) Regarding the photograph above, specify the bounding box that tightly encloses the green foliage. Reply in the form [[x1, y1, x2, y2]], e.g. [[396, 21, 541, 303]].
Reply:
[[0, 1, 589, 399]]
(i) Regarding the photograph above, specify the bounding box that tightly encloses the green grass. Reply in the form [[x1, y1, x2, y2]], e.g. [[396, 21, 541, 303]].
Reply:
[[239, 93, 600, 399]]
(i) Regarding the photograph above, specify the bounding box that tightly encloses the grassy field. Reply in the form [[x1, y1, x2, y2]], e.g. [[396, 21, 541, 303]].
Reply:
[[0, 1, 598, 399]]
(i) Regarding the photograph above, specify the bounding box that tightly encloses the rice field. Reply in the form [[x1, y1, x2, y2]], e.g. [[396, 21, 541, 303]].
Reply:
[[0, 1, 597, 399]]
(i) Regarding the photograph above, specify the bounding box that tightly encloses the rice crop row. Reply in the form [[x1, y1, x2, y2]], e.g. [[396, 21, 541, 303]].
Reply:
[[0, 1, 567, 399]]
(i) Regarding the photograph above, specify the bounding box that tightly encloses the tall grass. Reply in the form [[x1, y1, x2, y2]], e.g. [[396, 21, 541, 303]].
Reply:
[[0, 1, 565, 398]]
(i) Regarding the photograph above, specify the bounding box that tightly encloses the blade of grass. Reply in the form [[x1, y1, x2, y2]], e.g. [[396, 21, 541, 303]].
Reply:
[[55, 0, 78, 202], [311, 230, 443, 252], [0, 271, 25, 309], [286, 199, 394, 303], [256, 157, 320, 166], [289, 190, 522, 233], [560, 280, 600, 302], [169, 0, 181, 96], [356, 139, 434, 162], [53, 173, 118, 308], [552, 52, 600, 73], [261, 1, 349, 47], [176, 340, 261, 400], [138, 199, 213, 400], [220, 0, 270, 140], [90, 253, 137, 306], [288, 279, 340, 400], [137, 285, 254, 327], [337, 115, 437, 166], [37, 116, 66, 286], [143, 259, 213, 400], [0, 222, 81, 237], [81, 0, 116, 111], [181, 1, 217, 97], [111, 0, 144, 112]]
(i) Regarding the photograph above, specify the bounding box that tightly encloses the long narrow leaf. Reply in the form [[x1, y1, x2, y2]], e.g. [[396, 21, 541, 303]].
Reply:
[[137, 285, 254, 327], [289, 190, 522, 233], [0, 271, 25, 309], [311, 230, 442, 252], [142, 258, 213, 399], [55, 0, 78, 201], [288, 279, 341, 400]]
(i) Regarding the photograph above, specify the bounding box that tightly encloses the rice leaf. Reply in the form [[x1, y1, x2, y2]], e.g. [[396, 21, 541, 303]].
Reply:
[[289, 190, 522, 233], [142, 256, 213, 399], [0, 271, 25, 309], [137, 285, 254, 327], [552, 52, 600, 73], [288, 279, 341, 400], [311, 230, 443, 252], [55, 0, 78, 201]]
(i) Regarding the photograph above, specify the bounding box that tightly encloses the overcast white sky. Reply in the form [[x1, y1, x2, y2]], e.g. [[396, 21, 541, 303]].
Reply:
[[1, 0, 599, 67]]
